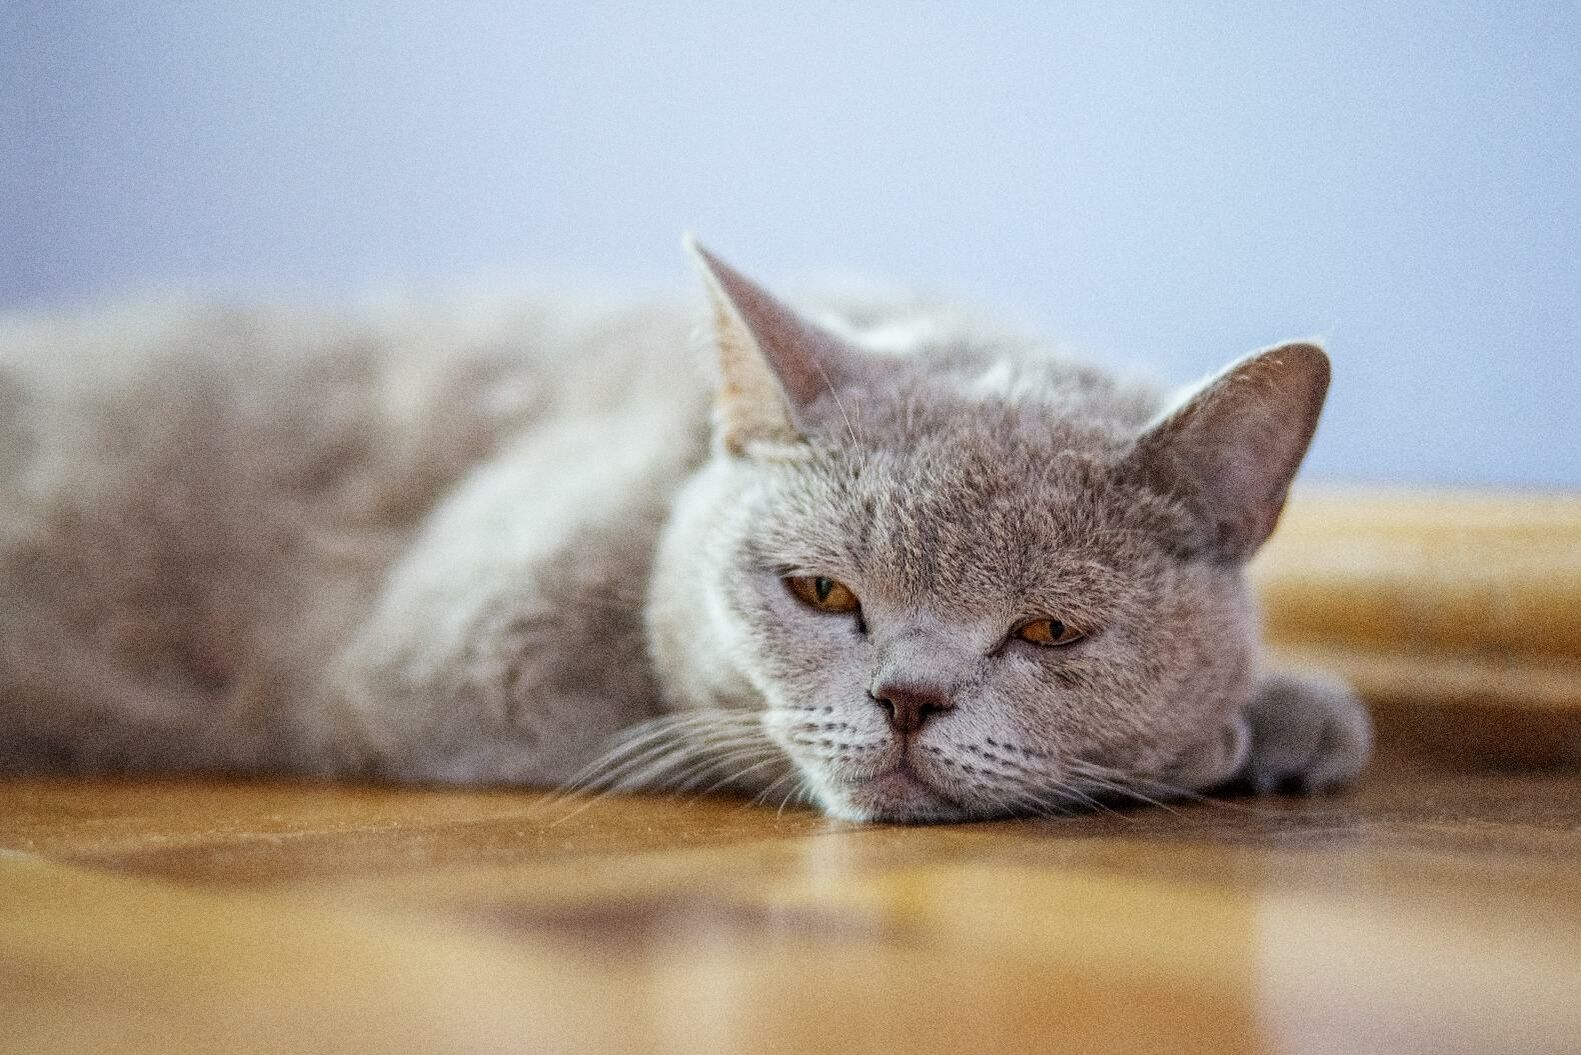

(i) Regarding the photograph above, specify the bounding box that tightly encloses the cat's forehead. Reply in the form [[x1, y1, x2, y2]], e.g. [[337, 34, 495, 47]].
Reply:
[[756, 419, 1166, 611], [832, 342, 1156, 443], [741, 342, 1189, 599], [859, 431, 1126, 546], [819, 356, 1146, 487]]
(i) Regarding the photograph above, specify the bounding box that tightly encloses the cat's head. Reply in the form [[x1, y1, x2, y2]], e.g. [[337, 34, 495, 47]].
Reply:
[[647, 241, 1328, 822]]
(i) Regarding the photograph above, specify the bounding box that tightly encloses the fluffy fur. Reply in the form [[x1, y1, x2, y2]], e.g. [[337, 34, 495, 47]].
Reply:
[[0, 245, 1371, 821]]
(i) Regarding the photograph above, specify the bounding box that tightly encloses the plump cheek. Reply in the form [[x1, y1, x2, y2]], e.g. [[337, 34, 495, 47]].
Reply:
[[976, 656, 1141, 768], [1115, 579, 1259, 764], [981, 586, 1256, 772], [732, 585, 871, 712], [1167, 576, 1258, 714]]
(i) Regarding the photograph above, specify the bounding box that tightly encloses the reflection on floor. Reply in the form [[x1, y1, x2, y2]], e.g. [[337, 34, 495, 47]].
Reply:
[[2, 726, 1578, 1055]]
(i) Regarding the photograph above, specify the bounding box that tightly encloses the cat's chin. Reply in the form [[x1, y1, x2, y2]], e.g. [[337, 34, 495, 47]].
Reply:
[[817, 765, 976, 825]]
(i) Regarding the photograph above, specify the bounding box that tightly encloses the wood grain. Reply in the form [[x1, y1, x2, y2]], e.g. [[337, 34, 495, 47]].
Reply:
[[2, 755, 1578, 1055]]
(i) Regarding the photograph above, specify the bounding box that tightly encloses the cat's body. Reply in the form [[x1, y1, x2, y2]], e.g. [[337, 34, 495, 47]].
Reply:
[[0, 293, 704, 777], [0, 247, 1371, 821]]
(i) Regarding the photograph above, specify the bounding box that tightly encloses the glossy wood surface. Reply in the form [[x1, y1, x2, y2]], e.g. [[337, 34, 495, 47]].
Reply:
[[3, 737, 1579, 1055]]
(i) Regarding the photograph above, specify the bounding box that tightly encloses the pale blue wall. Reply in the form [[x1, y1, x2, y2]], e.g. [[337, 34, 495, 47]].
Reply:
[[3, 2, 1577, 486]]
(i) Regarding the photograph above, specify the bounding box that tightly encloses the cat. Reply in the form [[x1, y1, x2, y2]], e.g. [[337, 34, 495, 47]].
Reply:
[[0, 240, 1371, 822]]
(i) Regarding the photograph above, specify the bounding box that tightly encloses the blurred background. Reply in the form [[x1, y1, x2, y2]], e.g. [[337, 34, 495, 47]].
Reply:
[[3, 1, 1577, 486]]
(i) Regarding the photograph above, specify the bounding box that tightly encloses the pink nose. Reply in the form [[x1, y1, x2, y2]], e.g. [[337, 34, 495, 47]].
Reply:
[[869, 677, 955, 735]]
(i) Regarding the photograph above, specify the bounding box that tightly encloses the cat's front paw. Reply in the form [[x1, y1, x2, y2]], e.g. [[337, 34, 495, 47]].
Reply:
[[1238, 670, 1373, 794]]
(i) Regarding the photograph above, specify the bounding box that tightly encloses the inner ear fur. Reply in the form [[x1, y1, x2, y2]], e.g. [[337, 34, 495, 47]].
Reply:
[[1127, 342, 1330, 562], [686, 237, 867, 455]]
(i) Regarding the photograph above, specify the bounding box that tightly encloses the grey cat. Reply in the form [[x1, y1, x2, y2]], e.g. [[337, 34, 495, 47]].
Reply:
[[0, 241, 1370, 822]]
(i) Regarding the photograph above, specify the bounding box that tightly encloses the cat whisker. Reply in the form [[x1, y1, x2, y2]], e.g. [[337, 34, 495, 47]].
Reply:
[[1048, 783, 1128, 819], [539, 728, 778, 828], [750, 769, 798, 808], [540, 710, 770, 816], [615, 740, 744, 793], [697, 753, 788, 797], [776, 772, 812, 820], [538, 745, 694, 825], [992, 784, 1050, 820], [1063, 761, 1200, 816], [1125, 775, 1294, 820], [549, 715, 706, 792], [662, 742, 782, 793], [558, 732, 687, 795]]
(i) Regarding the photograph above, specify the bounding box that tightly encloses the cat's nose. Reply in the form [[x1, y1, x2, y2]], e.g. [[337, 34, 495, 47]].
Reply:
[[869, 677, 955, 735]]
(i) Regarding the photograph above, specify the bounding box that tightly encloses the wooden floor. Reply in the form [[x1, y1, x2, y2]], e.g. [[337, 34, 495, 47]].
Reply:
[[2, 723, 1578, 1055]]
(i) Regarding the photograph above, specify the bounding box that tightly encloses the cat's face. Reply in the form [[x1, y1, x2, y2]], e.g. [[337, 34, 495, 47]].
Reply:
[[695, 394, 1254, 822], [655, 243, 1328, 822]]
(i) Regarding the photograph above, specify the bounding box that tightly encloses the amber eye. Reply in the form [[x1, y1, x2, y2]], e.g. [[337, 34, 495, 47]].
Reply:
[[785, 575, 861, 614], [1014, 618, 1085, 647]]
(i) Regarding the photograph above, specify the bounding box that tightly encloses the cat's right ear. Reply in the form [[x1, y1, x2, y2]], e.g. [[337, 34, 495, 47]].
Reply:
[[686, 236, 863, 456]]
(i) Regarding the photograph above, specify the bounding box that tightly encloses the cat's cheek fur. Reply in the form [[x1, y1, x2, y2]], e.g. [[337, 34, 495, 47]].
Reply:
[[1126, 568, 1261, 775], [737, 593, 884, 776]]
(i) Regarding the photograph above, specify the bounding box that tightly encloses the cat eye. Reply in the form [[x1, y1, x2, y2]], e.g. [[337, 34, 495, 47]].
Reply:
[[1013, 618, 1085, 648], [785, 575, 861, 614]]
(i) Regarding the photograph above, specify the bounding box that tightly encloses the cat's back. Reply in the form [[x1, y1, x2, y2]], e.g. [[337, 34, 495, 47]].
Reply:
[[0, 292, 702, 519]]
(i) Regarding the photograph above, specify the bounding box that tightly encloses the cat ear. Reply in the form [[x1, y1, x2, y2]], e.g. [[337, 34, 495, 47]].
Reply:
[[1129, 342, 1330, 561], [686, 237, 862, 455]]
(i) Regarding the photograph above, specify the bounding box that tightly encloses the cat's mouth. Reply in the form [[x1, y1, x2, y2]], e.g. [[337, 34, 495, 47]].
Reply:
[[840, 760, 968, 823], [866, 764, 932, 797]]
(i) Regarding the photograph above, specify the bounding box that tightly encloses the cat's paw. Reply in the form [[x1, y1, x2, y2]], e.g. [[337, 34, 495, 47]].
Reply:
[[1237, 670, 1373, 794]]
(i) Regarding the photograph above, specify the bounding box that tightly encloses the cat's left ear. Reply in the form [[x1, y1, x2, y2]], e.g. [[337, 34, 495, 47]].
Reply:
[[1127, 342, 1330, 562], [686, 237, 867, 456]]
